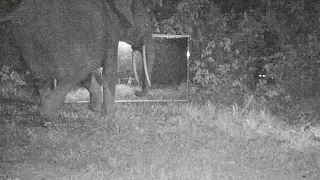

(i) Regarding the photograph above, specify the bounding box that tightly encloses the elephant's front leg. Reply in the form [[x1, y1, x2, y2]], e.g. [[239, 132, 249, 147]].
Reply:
[[101, 43, 118, 127], [38, 79, 53, 117]]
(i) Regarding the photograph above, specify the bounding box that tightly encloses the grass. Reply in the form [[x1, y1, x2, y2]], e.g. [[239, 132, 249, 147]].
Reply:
[[65, 83, 188, 102], [1, 96, 320, 180]]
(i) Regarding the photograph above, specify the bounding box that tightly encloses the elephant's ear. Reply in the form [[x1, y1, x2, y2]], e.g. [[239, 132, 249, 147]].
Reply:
[[104, 0, 134, 28], [139, 0, 156, 11], [113, 0, 134, 27]]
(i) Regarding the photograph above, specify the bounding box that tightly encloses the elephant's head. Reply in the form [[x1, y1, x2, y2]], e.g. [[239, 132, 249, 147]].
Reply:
[[113, 0, 154, 42], [113, 0, 156, 96]]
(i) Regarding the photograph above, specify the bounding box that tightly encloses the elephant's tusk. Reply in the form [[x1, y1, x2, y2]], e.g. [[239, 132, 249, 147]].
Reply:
[[143, 45, 151, 87], [132, 50, 140, 86]]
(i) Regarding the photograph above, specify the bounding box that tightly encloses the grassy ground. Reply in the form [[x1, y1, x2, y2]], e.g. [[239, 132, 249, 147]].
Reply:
[[66, 83, 188, 102], [1, 96, 320, 180]]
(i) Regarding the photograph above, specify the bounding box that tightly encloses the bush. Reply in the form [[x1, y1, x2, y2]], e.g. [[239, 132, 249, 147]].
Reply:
[[0, 65, 38, 102], [159, 0, 320, 122]]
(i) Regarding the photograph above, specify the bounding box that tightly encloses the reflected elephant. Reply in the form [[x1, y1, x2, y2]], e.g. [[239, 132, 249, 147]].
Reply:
[[0, 0, 155, 123], [131, 43, 155, 97]]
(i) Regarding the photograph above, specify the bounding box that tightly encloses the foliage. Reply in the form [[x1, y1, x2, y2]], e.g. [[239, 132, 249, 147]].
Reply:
[[155, 0, 320, 119], [118, 47, 135, 79], [156, 0, 256, 104], [0, 65, 25, 98], [0, 64, 37, 102]]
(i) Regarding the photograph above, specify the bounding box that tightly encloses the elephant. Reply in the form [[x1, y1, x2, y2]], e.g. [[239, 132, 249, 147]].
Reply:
[[0, 0, 156, 126], [81, 38, 155, 112]]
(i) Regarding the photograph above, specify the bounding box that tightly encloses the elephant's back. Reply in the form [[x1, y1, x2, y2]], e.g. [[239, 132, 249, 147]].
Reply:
[[14, 0, 109, 81]]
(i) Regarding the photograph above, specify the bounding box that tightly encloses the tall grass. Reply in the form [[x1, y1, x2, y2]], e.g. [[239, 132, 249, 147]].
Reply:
[[1, 97, 320, 180]]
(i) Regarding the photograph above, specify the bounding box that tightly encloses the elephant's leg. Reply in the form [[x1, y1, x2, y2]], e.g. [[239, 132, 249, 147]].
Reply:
[[39, 79, 74, 120], [101, 44, 118, 119], [38, 79, 52, 114], [81, 73, 102, 112]]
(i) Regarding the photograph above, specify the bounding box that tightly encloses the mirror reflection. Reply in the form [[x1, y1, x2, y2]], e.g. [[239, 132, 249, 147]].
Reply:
[[66, 35, 190, 103]]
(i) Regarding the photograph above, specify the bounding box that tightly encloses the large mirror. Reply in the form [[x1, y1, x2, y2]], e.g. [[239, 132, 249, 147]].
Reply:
[[116, 34, 190, 102], [66, 34, 190, 103]]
